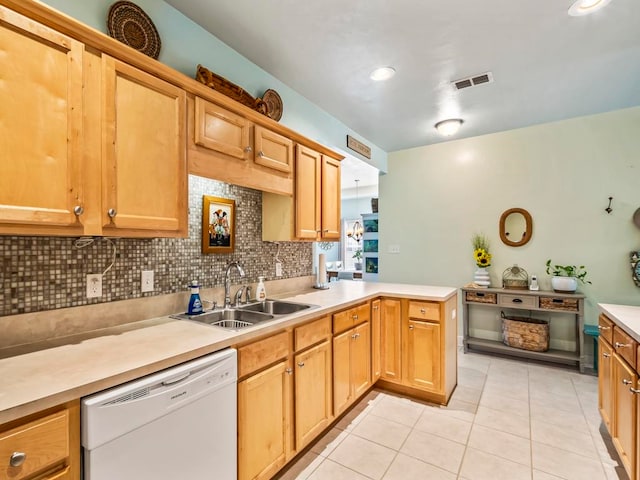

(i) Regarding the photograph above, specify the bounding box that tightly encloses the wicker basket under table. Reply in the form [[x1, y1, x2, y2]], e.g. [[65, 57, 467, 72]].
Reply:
[[501, 312, 549, 352]]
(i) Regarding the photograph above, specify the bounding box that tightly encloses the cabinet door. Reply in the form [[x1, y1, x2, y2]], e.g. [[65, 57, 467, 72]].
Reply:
[[194, 96, 251, 160], [102, 56, 187, 235], [333, 329, 352, 416], [295, 340, 332, 450], [352, 322, 372, 399], [407, 320, 442, 392], [599, 338, 614, 430], [613, 353, 637, 479], [295, 145, 321, 239], [371, 300, 381, 381], [320, 156, 341, 239], [381, 299, 402, 381], [254, 126, 293, 173], [238, 360, 292, 480], [0, 7, 84, 232]]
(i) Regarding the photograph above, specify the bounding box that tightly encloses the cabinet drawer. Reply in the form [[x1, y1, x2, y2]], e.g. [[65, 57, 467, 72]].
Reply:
[[539, 296, 579, 312], [599, 314, 614, 345], [0, 410, 69, 480], [498, 294, 537, 309], [408, 301, 440, 322], [465, 291, 497, 304], [295, 316, 331, 351], [238, 331, 290, 377], [613, 327, 637, 367], [333, 303, 370, 334]]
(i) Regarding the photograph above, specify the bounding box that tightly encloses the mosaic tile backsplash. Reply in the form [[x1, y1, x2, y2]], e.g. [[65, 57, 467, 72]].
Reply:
[[0, 176, 313, 316]]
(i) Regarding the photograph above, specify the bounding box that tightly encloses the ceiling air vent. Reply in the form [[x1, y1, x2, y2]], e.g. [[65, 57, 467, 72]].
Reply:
[[452, 72, 494, 90]]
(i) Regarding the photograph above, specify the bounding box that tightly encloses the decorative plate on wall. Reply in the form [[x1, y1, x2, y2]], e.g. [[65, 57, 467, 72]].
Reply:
[[107, 1, 161, 59], [263, 89, 283, 121]]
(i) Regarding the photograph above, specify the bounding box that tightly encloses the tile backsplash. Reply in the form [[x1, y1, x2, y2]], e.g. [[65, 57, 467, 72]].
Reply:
[[0, 175, 312, 316]]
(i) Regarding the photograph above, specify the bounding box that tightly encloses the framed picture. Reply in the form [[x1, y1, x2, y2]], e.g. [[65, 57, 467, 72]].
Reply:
[[363, 218, 378, 233], [202, 195, 235, 254], [363, 239, 378, 253], [632, 251, 640, 288]]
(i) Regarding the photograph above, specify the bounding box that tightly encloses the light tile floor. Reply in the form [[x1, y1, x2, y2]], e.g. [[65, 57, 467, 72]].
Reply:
[[276, 351, 630, 480]]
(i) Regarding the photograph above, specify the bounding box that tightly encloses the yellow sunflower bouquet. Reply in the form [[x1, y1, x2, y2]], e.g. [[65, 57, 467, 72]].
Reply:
[[472, 234, 492, 268]]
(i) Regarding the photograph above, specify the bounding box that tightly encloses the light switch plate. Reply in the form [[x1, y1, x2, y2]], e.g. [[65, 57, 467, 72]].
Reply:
[[141, 270, 154, 292], [388, 244, 401, 254]]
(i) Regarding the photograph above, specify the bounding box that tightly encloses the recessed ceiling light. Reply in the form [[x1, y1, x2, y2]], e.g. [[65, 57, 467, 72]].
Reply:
[[435, 119, 464, 137], [568, 0, 612, 16], [370, 67, 396, 82]]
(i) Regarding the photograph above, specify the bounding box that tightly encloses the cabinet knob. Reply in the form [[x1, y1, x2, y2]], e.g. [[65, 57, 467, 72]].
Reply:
[[622, 379, 633, 385], [285, 368, 293, 375], [73, 205, 84, 216], [420, 308, 426, 314], [351, 333, 360, 339], [598, 325, 610, 330], [409, 325, 415, 330], [615, 342, 630, 349], [352, 314, 358, 320], [297, 362, 305, 368], [631, 387, 640, 395], [107, 208, 117, 218], [372, 305, 379, 310], [9, 452, 26, 467], [244, 146, 252, 153], [602, 352, 611, 358], [257, 151, 265, 158]]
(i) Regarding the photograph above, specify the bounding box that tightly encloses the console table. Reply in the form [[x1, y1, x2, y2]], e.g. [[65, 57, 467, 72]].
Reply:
[[461, 287, 586, 372]]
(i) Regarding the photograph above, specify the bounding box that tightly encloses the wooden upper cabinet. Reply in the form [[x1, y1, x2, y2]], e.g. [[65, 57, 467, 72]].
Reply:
[[254, 126, 293, 173], [0, 7, 85, 234], [194, 97, 251, 160], [295, 145, 322, 239], [101, 56, 187, 236], [320, 156, 341, 239]]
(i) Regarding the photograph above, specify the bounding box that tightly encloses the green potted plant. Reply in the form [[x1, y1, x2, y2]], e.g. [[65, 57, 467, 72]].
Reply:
[[545, 260, 592, 292], [353, 248, 363, 271]]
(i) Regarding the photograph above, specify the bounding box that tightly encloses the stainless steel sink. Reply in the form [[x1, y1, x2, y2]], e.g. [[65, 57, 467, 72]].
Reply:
[[238, 299, 314, 315], [171, 308, 274, 330]]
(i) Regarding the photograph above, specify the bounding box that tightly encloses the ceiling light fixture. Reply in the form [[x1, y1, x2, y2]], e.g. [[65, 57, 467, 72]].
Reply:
[[370, 66, 396, 81], [568, 0, 612, 16], [435, 119, 464, 137]]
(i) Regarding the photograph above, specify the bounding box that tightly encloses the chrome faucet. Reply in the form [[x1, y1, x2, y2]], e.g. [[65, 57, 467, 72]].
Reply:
[[224, 261, 246, 308], [233, 285, 252, 307]]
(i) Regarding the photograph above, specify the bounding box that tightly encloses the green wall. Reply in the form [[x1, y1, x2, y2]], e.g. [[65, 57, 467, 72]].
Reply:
[[41, 0, 388, 171]]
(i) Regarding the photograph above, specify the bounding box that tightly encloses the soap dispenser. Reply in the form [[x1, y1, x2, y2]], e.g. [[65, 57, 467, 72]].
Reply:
[[187, 281, 204, 315], [256, 276, 267, 301]]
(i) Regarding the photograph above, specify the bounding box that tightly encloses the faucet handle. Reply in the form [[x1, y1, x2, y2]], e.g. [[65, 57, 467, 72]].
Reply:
[[202, 299, 217, 311], [244, 285, 252, 304], [234, 287, 245, 307]]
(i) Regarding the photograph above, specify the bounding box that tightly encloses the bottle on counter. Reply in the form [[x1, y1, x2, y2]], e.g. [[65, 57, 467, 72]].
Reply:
[[256, 276, 267, 301], [187, 281, 204, 315]]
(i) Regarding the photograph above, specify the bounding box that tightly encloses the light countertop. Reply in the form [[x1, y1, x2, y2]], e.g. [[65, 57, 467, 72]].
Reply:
[[0, 281, 455, 425], [599, 303, 640, 343]]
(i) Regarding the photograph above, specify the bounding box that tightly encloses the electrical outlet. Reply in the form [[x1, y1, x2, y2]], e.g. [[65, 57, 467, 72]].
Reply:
[[275, 262, 283, 277], [388, 244, 401, 254], [86, 274, 102, 298], [141, 270, 154, 292]]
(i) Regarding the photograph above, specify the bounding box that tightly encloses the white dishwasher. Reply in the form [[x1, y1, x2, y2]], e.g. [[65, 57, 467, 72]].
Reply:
[[81, 348, 237, 480]]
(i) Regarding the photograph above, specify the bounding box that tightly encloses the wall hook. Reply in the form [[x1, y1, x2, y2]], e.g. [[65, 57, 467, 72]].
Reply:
[[605, 196, 613, 214]]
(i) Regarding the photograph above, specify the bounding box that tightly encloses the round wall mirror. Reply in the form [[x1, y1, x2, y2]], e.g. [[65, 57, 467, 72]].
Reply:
[[499, 208, 533, 247]]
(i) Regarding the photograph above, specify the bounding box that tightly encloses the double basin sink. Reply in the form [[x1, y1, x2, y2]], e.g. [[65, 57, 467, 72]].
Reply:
[[171, 300, 316, 330]]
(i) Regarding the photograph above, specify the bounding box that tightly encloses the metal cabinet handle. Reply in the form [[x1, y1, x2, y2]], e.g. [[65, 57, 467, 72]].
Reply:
[[257, 151, 265, 157], [372, 305, 379, 310], [285, 368, 293, 375], [244, 146, 252, 153], [602, 352, 611, 358], [297, 362, 305, 368], [631, 387, 640, 394], [74, 205, 84, 216], [623, 379, 633, 385], [615, 342, 630, 349], [512, 298, 523, 303], [352, 314, 358, 320], [409, 325, 414, 330], [107, 208, 117, 218], [598, 325, 610, 330], [351, 333, 361, 339], [9, 452, 26, 467], [420, 308, 426, 314]]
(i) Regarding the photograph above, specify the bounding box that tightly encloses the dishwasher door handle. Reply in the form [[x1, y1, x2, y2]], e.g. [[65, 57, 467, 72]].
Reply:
[[161, 372, 192, 386]]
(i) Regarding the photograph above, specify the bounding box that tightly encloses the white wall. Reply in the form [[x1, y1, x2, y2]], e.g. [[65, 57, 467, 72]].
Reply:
[[380, 106, 640, 332]]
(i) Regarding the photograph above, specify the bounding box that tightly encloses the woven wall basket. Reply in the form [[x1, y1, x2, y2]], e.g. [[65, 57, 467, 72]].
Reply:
[[108, 1, 161, 59]]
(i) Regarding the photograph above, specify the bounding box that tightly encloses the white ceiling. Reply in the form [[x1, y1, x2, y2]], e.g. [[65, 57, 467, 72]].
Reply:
[[165, 0, 640, 153]]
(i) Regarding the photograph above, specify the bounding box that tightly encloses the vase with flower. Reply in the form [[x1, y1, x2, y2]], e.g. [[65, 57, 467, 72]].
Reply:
[[472, 234, 492, 287]]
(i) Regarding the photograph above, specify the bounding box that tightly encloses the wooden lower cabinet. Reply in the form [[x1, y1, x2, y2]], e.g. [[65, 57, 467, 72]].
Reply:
[[238, 359, 293, 480], [380, 298, 402, 381], [333, 322, 371, 416], [406, 319, 441, 391], [294, 340, 332, 449], [612, 353, 637, 479], [0, 401, 80, 480], [371, 300, 381, 381], [599, 337, 614, 430]]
